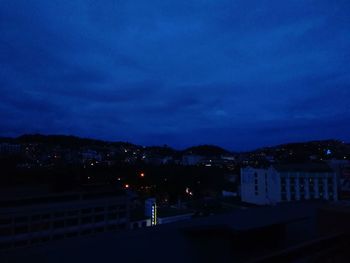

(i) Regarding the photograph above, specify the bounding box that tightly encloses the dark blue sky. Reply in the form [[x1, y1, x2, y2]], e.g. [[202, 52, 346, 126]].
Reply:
[[1, 0, 350, 150]]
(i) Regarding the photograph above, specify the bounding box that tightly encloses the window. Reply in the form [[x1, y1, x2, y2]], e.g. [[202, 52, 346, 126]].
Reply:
[[14, 226, 28, 234], [0, 227, 12, 236], [281, 193, 287, 201], [54, 212, 65, 218], [95, 207, 105, 213], [66, 218, 78, 227], [41, 214, 51, 220], [0, 242, 12, 250], [108, 213, 117, 220], [82, 208, 92, 214], [14, 240, 28, 247], [118, 223, 126, 229], [32, 214, 41, 221], [0, 218, 12, 225], [290, 193, 295, 201], [66, 232, 78, 238], [108, 206, 118, 211], [14, 217, 28, 223], [53, 221, 65, 229], [81, 229, 92, 235], [328, 185, 334, 193], [119, 205, 126, 211], [107, 225, 117, 231], [319, 186, 324, 195], [82, 217, 92, 224], [67, 210, 79, 216], [31, 238, 42, 244], [94, 215, 104, 222], [95, 227, 104, 233], [281, 184, 286, 192], [32, 222, 50, 231], [119, 212, 126, 218], [53, 234, 64, 240]]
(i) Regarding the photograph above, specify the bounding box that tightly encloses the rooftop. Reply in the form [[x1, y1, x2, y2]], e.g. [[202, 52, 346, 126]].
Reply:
[[0, 202, 323, 263], [273, 163, 333, 173]]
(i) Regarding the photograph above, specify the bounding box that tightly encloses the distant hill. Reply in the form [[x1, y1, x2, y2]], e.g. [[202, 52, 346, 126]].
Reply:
[[248, 139, 350, 161], [1, 134, 348, 158], [144, 146, 177, 156], [2, 134, 138, 149], [183, 145, 230, 156]]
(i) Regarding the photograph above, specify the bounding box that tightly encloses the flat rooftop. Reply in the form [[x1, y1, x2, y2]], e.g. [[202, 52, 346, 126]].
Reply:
[[0, 202, 323, 263]]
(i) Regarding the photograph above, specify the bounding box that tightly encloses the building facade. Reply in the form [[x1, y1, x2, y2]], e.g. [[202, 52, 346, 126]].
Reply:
[[0, 190, 130, 250], [0, 143, 21, 155], [241, 164, 338, 205]]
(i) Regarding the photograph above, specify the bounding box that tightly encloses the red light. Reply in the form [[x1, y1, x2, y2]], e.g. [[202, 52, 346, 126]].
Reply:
[[140, 173, 145, 177], [125, 184, 129, 189]]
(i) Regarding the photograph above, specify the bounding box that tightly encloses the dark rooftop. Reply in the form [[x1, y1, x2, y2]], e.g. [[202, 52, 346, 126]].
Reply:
[[0, 202, 324, 263], [273, 163, 333, 173]]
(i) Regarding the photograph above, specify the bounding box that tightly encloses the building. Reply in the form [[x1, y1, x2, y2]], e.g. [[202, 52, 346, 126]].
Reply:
[[0, 188, 130, 251], [241, 163, 338, 205], [81, 149, 102, 163], [327, 159, 350, 199], [157, 207, 194, 225], [130, 199, 194, 229], [1, 202, 326, 263], [0, 143, 21, 155], [181, 154, 205, 166], [144, 198, 157, 226]]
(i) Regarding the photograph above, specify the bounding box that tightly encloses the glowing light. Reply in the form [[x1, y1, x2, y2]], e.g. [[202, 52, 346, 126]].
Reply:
[[151, 204, 157, 226], [125, 184, 129, 189], [140, 172, 145, 177], [88, 176, 91, 180], [185, 187, 193, 196]]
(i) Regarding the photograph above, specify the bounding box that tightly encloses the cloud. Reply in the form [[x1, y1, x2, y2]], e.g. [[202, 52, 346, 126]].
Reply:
[[0, 0, 350, 150]]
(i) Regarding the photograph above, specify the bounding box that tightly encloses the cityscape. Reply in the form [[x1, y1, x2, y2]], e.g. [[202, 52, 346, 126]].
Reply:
[[1, 135, 350, 262], [1, 0, 350, 262]]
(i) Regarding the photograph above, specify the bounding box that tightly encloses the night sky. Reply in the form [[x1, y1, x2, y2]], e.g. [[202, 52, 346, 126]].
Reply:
[[1, 1, 350, 150]]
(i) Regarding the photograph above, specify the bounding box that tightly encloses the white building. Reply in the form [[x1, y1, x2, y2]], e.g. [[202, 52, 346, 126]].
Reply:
[[241, 164, 338, 205]]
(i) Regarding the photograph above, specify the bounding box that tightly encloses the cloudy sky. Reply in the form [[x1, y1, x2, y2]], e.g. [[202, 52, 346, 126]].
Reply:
[[1, 0, 350, 150]]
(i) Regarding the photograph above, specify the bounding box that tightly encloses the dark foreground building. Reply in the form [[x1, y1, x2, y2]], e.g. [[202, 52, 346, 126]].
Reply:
[[0, 187, 130, 250], [2, 201, 348, 263]]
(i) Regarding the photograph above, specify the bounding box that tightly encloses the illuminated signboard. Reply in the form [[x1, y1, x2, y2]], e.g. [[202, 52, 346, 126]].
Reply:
[[151, 203, 157, 226]]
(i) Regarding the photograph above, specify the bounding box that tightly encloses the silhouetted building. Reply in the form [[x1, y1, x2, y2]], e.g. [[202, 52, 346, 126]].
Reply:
[[0, 202, 322, 263], [0, 188, 130, 250], [0, 143, 21, 155]]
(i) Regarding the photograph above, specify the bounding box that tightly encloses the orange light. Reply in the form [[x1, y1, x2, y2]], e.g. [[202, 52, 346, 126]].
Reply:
[[125, 184, 129, 189], [140, 173, 145, 177]]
